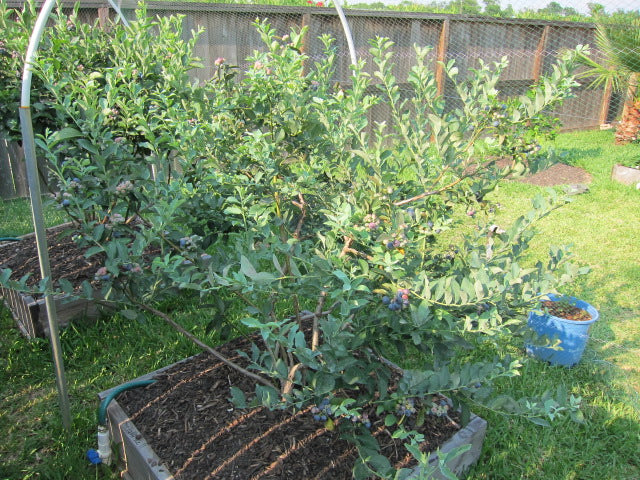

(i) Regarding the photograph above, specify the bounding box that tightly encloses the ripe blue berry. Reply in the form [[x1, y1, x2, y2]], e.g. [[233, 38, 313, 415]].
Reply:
[[382, 296, 390, 305], [61, 199, 70, 207], [492, 120, 500, 127]]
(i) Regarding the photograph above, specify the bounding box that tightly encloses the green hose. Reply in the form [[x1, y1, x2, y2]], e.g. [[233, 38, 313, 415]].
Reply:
[[0, 237, 20, 242], [98, 379, 156, 426]]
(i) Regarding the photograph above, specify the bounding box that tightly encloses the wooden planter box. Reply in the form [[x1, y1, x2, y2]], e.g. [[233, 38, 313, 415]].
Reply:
[[99, 359, 488, 480], [0, 284, 99, 338], [0, 225, 101, 338], [611, 164, 640, 186]]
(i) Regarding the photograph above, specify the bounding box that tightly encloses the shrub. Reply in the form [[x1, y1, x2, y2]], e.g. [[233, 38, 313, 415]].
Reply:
[[1, 9, 590, 478]]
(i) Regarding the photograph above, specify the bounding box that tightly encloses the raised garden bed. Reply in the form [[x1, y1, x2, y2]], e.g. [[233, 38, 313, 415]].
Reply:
[[0, 224, 102, 338], [100, 344, 487, 480]]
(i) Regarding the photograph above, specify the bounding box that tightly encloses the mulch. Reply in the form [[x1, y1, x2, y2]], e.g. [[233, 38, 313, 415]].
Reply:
[[117, 337, 462, 480], [0, 224, 100, 288]]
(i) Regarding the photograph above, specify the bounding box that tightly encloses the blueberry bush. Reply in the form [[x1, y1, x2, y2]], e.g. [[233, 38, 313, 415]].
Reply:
[[0, 6, 590, 478]]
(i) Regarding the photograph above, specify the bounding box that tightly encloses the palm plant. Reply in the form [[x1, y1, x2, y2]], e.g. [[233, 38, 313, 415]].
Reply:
[[578, 17, 640, 144]]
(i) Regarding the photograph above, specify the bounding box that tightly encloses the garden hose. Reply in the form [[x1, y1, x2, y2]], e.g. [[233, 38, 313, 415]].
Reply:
[[97, 379, 156, 426], [0, 237, 21, 242], [88, 379, 157, 466]]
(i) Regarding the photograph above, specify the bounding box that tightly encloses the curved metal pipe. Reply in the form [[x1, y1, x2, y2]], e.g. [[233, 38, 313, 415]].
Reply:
[[332, 0, 357, 67], [20, 0, 71, 430]]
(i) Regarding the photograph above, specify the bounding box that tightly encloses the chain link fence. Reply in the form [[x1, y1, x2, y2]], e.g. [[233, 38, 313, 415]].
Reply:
[[2, 0, 638, 198], [110, 0, 637, 130]]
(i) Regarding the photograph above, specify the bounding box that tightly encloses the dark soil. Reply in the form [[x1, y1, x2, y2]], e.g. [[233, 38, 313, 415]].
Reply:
[[118, 335, 462, 480], [0, 223, 100, 289], [518, 163, 592, 187], [542, 300, 592, 321]]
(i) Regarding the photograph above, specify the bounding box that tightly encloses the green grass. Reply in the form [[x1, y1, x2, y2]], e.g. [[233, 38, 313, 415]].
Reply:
[[0, 197, 66, 238], [466, 129, 640, 479], [1, 129, 639, 479]]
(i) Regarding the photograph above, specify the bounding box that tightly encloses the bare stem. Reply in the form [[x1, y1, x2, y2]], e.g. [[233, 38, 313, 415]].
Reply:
[[292, 193, 307, 240], [394, 176, 464, 207], [131, 300, 276, 390], [312, 291, 327, 351]]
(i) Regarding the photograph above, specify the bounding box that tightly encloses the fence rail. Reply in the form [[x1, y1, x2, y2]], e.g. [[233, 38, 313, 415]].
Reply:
[[2, 1, 613, 199]]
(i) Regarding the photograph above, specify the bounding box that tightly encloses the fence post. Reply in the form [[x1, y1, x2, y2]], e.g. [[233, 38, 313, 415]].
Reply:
[[436, 18, 450, 96], [532, 25, 550, 82], [0, 139, 28, 199]]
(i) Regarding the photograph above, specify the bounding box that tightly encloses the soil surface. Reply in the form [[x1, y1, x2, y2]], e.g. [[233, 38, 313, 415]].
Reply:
[[118, 335, 462, 480], [0, 224, 100, 289], [542, 300, 592, 321], [518, 163, 591, 187]]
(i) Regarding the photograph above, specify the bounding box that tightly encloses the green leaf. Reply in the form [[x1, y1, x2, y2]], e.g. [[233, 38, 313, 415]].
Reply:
[[529, 416, 551, 427], [120, 309, 139, 320], [84, 246, 104, 258], [240, 255, 257, 278], [313, 372, 335, 395], [229, 386, 247, 408], [223, 206, 243, 215], [51, 127, 83, 146]]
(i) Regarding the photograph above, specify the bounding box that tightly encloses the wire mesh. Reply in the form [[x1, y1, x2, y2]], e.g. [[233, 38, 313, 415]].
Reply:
[[74, 0, 635, 132]]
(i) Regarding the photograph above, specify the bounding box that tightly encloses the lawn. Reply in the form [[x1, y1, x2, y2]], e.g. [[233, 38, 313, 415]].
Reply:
[[0, 129, 639, 479]]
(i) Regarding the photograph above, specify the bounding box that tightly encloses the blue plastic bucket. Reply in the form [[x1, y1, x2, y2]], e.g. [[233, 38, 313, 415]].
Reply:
[[525, 294, 599, 367]]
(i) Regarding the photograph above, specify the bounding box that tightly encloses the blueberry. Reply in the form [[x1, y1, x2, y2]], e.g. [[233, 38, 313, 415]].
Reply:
[[72, 177, 80, 182], [492, 120, 500, 127], [501, 104, 507, 110], [61, 199, 70, 207], [386, 241, 395, 249], [382, 296, 390, 305], [100, 274, 110, 281], [313, 414, 321, 421], [179, 238, 188, 248], [427, 220, 434, 229]]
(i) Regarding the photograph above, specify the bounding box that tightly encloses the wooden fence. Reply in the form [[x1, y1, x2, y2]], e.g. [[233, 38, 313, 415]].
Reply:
[[2, 1, 614, 199]]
